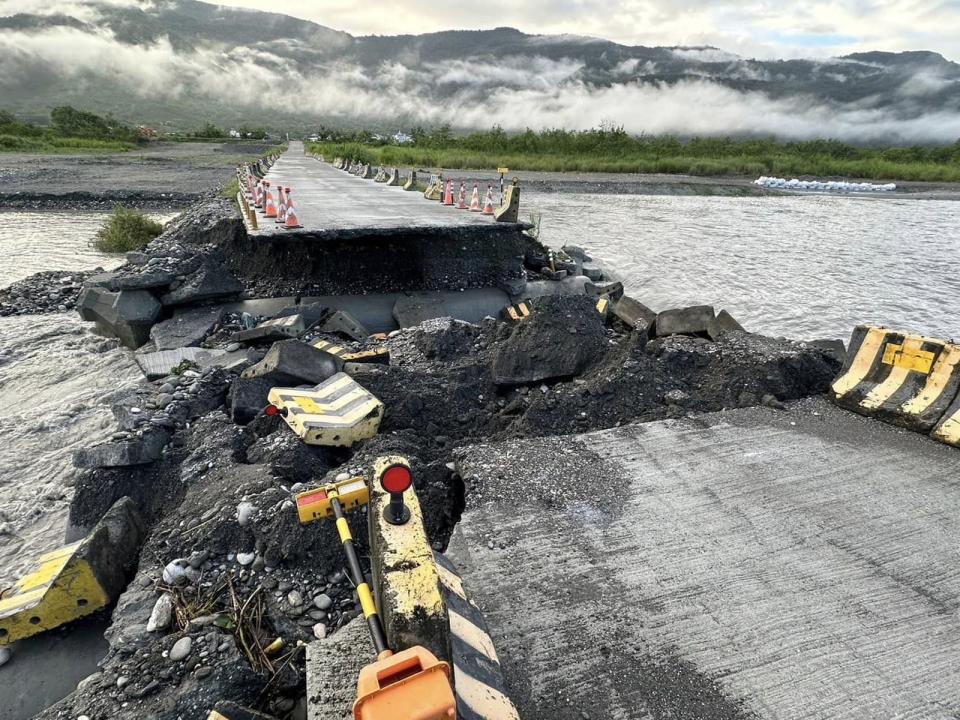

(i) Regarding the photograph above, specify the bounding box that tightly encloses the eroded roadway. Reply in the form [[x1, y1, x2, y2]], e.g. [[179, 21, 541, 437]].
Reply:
[[252, 141, 496, 235], [447, 397, 960, 719]]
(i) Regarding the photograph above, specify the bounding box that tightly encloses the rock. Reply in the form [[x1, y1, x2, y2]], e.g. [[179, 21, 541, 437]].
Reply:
[[314, 593, 333, 611], [274, 301, 328, 328], [77, 286, 163, 349], [227, 376, 275, 425], [195, 666, 213, 680], [236, 552, 255, 566], [150, 306, 225, 350], [160, 260, 242, 307], [319, 310, 369, 341], [491, 295, 608, 386], [147, 594, 174, 632], [287, 590, 304, 607], [654, 305, 716, 338], [169, 636, 192, 662], [73, 429, 170, 468], [126, 251, 150, 265], [241, 339, 343, 386], [0, 647, 10, 667], [163, 559, 191, 586], [236, 501, 255, 526], [611, 296, 656, 329], [762, 393, 787, 410], [312, 623, 327, 640], [707, 309, 746, 340], [561, 245, 591, 261], [809, 338, 847, 363], [579, 263, 604, 281]]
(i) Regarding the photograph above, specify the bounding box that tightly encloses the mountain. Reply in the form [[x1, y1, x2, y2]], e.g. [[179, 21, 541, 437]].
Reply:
[[1, 0, 959, 142]]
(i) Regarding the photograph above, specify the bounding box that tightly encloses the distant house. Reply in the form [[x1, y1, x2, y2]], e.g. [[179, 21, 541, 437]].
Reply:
[[228, 128, 241, 138], [393, 131, 414, 145], [137, 125, 157, 139]]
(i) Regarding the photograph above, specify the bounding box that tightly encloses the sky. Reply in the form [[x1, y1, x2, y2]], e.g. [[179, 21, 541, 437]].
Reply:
[[209, 0, 960, 60]]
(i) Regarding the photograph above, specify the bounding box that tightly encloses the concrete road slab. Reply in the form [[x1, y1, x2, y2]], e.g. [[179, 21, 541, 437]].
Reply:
[[447, 397, 960, 719], [252, 142, 498, 235]]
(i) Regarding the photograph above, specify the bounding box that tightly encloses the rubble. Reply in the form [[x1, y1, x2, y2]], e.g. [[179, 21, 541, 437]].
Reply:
[[77, 286, 163, 349], [241, 339, 343, 386], [150, 306, 226, 350], [0, 269, 103, 316]]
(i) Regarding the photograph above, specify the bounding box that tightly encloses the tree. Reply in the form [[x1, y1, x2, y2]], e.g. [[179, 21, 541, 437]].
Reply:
[[194, 122, 226, 138], [50, 106, 112, 138]]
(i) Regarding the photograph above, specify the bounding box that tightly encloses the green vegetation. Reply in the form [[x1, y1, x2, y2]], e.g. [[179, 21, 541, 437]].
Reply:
[[0, 107, 136, 152], [222, 178, 240, 199], [93, 205, 164, 253], [307, 125, 960, 183]]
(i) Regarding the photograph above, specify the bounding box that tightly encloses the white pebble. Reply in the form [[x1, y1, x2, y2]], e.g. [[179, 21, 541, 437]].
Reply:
[[312, 623, 327, 640], [236, 552, 255, 566], [147, 594, 174, 632], [236, 501, 255, 526]]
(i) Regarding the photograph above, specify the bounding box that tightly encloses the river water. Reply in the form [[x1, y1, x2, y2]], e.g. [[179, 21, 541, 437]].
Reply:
[[526, 192, 960, 341], [0, 195, 958, 585]]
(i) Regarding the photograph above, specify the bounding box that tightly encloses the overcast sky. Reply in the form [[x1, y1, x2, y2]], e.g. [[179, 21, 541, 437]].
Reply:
[[208, 0, 960, 60]]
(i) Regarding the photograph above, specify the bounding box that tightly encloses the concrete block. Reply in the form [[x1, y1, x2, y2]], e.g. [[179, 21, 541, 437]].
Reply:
[[78, 286, 163, 349], [160, 262, 243, 307], [368, 457, 449, 662], [88, 270, 175, 292], [135, 347, 227, 380], [655, 305, 716, 338], [231, 314, 306, 344], [241, 339, 343, 386], [562, 245, 592, 261], [519, 275, 591, 301], [402, 170, 418, 191], [612, 296, 657, 329], [150, 306, 224, 350], [319, 310, 369, 342], [495, 182, 520, 223], [707, 309, 746, 340], [585, 280, 624, 301], [228, 376, 275, 425], [306, 617, 372, 720], [385, 168, 401, 186], [580, 262, 604, 281], [73, 429, 169, 469], [273, 302, 329, 328]]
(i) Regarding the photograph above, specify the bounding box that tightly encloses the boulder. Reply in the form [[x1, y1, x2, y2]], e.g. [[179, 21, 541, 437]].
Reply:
[[585, 280, 624, 301], [274, 301, 329, 328], [73, 429, 170, 469], [491, 295, 608, 386], [579, 263, 604, 281], [77, 286, 162, 349], [149, 306, 225, 350], [228, 376, 276, 425], [160, 260, 243, 307], [611, 296, 656, 329], [707, 309, 746, 340], [809, 338, 847, 363], [241, 339, 343, 386], [654, 305, 716, 338]]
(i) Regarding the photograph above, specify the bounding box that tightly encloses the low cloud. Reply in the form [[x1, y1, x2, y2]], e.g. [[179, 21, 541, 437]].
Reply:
[[1, 22, 959, 143]]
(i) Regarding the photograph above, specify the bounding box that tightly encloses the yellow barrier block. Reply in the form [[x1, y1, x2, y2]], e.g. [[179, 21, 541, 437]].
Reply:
[[831, 325, 960, 433], [268, 373, 384, 447]]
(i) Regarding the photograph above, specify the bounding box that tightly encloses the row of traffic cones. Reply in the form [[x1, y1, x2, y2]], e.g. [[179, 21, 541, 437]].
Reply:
[[442, 180, 496, 215], [237, 163, 302, 229]]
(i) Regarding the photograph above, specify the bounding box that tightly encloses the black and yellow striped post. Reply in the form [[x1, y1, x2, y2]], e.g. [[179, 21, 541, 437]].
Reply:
[[328, 493, 390, 658]]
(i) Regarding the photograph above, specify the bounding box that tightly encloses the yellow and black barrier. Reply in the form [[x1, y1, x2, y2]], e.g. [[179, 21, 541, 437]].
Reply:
[[831, 325, 960, 434], [0, 498, 143, 644], [312, 339, 390, 365], [435, 552, 521, 720], [267, 373, 384, 447], [932, 394, 960, 447]]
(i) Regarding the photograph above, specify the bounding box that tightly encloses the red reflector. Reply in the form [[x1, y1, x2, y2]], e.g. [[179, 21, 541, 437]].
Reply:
[[265, 405, 280, 417], [381, 464, 412, 494], [297, 489, 328, 506]]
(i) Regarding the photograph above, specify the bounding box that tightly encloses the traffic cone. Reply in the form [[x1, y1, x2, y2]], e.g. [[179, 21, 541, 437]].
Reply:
[[264, 182, 277, 218], [443, 180, 454, 205], [482, 185, 495, 215], [457, 182, 467, 209], [284, 191, 302, 229], [275, 186, 288, 223], [469, 183, 481, 212]]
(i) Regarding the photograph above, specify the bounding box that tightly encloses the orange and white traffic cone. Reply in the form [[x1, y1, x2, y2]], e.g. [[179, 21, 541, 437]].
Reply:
[[482, 185, 495, 215], [469, 183, 481, 211], [275, 186, 288, 223], [284, 191, 302, 229], [443, 180, 454, 205], [264, 182, 277, 218], [457, 182, 467, 209]]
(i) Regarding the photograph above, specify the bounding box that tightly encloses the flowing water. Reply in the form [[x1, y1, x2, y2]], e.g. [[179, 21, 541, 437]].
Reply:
[[1, 196, 959, 584], [526, 192, 960, 341]]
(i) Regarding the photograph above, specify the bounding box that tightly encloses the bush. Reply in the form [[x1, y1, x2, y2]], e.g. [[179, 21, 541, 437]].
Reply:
[[93, 205, 164, 253]]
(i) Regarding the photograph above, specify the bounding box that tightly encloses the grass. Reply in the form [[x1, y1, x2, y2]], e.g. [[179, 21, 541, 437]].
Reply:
[[307, 130, 960, 183], [93, 205, 164, 253], [0, 133, 133, 153], [222, 178, 240, 199]]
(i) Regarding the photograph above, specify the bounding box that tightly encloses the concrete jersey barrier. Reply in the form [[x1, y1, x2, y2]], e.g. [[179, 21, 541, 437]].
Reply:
[[831, 325, 960, 434]]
